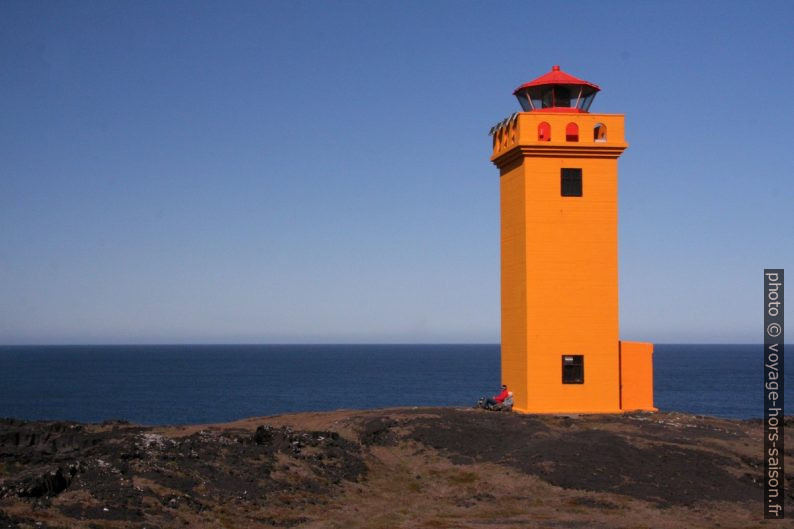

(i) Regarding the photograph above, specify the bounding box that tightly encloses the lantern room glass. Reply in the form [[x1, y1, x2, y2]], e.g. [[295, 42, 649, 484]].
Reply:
[[578, 92, 596, 111], [515, 85, 597, 112]]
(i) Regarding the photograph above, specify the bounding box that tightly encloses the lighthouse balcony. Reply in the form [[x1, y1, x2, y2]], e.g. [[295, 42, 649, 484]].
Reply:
[[490, 112, 627, 162]]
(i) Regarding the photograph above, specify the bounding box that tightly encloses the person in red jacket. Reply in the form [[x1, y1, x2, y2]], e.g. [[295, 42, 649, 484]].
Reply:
[[483, 384, 508, 410]]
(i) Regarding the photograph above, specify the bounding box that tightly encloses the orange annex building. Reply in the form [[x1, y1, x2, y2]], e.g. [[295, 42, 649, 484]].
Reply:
[[490, 66, 655, 414]]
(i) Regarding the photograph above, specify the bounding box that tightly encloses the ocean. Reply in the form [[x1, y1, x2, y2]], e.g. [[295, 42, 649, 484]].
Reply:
[[0, 344, 785, 425]]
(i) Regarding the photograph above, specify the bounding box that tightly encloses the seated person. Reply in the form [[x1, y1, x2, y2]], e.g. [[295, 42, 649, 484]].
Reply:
[[480, 384, 508, 410], [493, 391, 514, 412]]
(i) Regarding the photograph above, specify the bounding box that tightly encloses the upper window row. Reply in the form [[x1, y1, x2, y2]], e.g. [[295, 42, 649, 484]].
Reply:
[[537, 122, 607, 142]]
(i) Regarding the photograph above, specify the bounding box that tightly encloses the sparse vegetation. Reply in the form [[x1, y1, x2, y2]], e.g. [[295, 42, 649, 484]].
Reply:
[[0, 410, 785, 528]]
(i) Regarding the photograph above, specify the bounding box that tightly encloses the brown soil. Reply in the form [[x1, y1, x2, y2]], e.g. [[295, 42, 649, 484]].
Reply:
[[0, 409, 789, 528]]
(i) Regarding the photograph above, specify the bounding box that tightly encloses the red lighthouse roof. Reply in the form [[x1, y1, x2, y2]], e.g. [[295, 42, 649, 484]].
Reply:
[[513, 65, 601, 113], [513, 65, 600, 94]]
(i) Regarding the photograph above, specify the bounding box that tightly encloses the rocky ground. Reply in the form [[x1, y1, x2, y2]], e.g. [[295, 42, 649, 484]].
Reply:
[[0, 408, 790, 529]]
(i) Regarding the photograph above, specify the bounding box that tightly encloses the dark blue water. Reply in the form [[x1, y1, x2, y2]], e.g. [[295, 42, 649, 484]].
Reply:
[[0, 344, 786, 424]]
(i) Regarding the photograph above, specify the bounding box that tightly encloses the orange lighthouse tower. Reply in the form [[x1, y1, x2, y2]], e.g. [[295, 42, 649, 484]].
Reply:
[[490, 66, 655, 414]]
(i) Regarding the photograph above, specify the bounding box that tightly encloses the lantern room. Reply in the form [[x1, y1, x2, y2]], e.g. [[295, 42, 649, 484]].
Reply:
[[513, 65, 600, 113]]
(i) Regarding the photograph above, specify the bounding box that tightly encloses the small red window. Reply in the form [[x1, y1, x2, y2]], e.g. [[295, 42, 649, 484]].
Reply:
[[565, 122, 579, 142], [538, 121, 551, 142]]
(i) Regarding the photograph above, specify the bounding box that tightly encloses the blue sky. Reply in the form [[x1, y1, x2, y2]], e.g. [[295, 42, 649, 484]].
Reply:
[[1, 0, 792, 344]]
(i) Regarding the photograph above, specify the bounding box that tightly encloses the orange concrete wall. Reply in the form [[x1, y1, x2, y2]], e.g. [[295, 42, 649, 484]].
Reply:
[[493, 112, 628, 414], [524, 153, 620, 413], [500, 159, 529, 411], [619, 341, 656, 411]]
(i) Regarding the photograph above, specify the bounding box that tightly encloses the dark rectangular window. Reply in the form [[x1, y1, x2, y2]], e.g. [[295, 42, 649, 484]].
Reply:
[[562, 355, 584, 384], [561, 168, 582, 197]]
